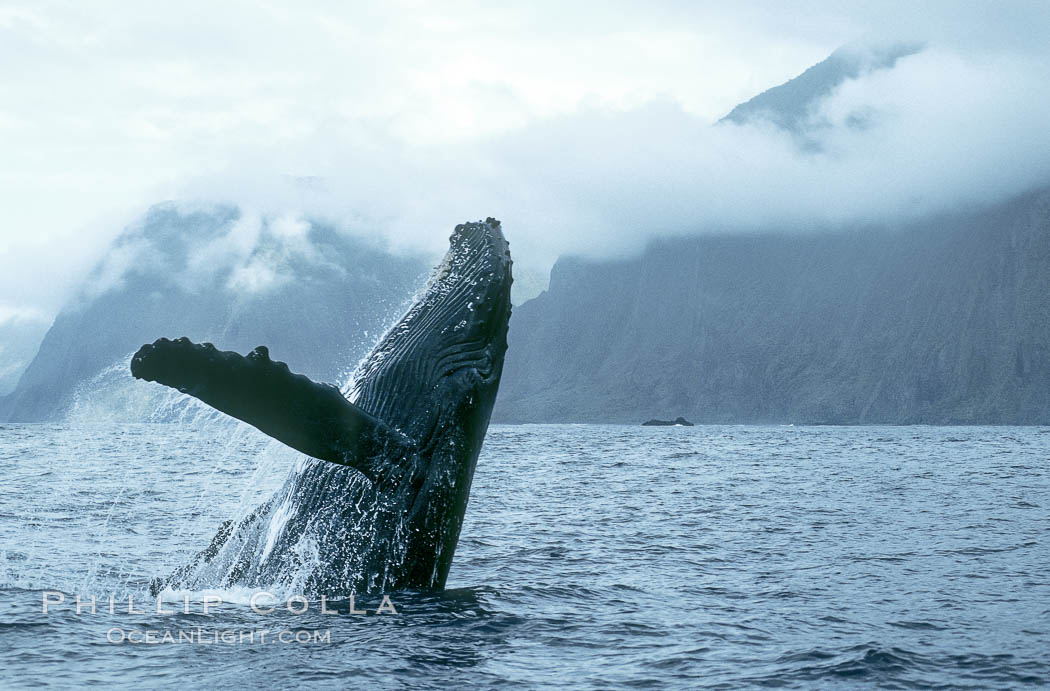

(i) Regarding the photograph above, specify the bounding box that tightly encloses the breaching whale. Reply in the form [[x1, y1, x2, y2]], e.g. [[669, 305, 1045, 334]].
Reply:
[[132, 218, 511, 595]]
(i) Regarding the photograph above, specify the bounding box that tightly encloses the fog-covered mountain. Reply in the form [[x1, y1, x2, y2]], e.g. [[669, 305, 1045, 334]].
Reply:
[[720, 42, 922, 137], [0, 204, 427, 421], [493, 187, 1050, 424]]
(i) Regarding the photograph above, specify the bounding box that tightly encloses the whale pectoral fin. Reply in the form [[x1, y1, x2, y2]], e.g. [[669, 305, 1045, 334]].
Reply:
[[130, 338, 415, 481]]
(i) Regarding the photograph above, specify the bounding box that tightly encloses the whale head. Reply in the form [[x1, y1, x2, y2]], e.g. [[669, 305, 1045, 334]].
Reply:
[[350, 217, 513, 449]]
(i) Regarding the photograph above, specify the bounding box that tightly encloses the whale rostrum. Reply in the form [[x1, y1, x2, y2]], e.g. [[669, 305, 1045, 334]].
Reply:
[[132, 218, 512, 594]]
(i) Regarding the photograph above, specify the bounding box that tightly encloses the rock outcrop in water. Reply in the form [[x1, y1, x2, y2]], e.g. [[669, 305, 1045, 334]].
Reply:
[[0, 204, 427, 421], [642, 417, 694, 426], [494, 187, 1050, 424]]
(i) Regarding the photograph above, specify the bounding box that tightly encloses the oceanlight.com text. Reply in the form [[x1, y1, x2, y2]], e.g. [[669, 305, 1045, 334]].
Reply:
[[106, 627, 332, 645]]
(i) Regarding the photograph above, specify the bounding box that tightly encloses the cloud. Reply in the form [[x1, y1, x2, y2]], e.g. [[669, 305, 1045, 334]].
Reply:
[[74, 206, 355, 301], [226, 257, 285, 294], [0, 304, 48, 326], [2, 2, 1050, 317], [169, 43, 1050, 271]]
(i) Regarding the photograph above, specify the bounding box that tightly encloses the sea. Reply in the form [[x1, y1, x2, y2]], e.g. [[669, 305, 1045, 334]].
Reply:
[[1, 422, 1048, 688]]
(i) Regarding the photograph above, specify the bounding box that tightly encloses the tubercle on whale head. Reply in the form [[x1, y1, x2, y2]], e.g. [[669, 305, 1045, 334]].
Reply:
[[449, 217, 510, 260]]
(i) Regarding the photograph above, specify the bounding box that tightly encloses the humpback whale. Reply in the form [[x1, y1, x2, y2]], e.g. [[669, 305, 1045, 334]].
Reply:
[[132, 218, 512, 595]]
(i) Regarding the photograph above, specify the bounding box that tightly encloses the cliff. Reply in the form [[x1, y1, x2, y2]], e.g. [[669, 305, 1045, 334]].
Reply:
[[494, 188, 1050, 424]]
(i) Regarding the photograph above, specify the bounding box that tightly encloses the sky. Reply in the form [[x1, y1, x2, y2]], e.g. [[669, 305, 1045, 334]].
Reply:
[[3, 0, 1050, 322]]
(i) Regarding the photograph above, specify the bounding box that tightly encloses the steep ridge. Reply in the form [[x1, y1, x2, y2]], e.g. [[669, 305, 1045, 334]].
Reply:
[[494, 188, 1050, 423]]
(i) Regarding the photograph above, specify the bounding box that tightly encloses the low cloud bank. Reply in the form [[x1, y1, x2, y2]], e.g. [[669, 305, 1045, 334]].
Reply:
[[170, 44, 1050, 276], [8, 23, 1050, 314]]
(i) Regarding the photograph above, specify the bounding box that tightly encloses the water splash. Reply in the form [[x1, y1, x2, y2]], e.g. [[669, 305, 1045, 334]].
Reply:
[[64, 353, 229, 425], [12, 281, 425, 602]]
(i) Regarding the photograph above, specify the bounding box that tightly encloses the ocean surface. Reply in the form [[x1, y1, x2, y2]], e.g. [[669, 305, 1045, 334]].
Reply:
[[1, 422, 1048, 688]]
